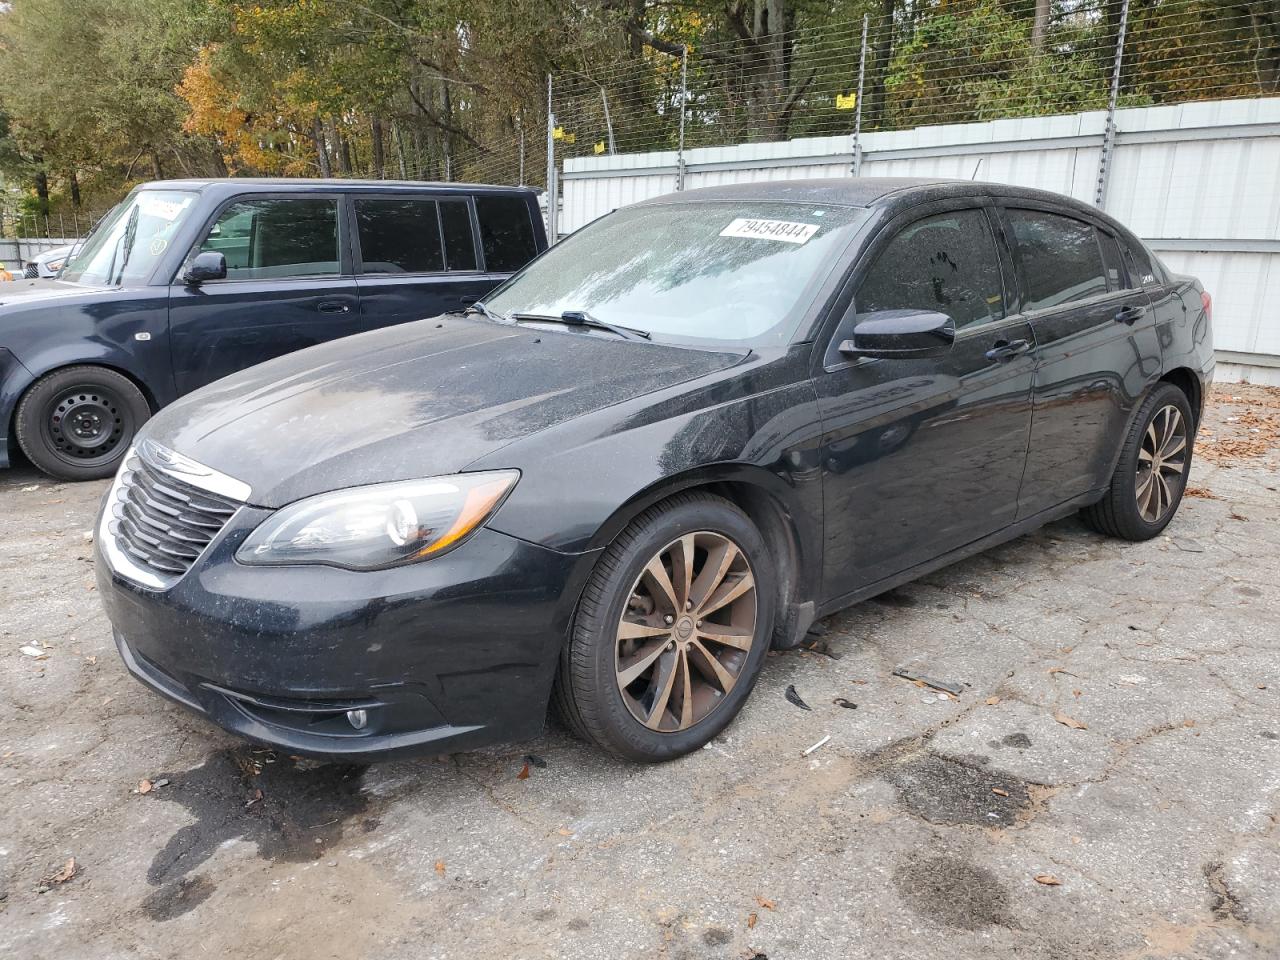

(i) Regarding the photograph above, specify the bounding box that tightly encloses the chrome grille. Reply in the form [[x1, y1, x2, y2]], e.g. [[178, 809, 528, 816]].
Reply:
[[107, 452, 241, 581], [23, 262, 39, 278]]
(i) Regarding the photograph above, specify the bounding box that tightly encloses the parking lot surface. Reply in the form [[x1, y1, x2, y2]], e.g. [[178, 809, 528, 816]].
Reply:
[[2, 385, 1278, 960]]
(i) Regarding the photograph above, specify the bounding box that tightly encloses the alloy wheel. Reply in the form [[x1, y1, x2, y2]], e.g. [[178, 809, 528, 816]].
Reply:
[[1136, 404, 1187, 523], [614, 531, 757, 733]]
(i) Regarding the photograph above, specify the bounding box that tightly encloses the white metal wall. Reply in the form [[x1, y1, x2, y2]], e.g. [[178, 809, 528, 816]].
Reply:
[[562, 97, 1280, 382]]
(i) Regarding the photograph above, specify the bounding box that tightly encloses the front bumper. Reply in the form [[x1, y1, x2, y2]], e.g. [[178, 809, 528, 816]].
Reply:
[[97, 508, 598, 761]]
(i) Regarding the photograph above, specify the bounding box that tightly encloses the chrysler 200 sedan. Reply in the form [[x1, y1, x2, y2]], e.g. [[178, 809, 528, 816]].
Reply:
[[95, 178, 1214, 763]]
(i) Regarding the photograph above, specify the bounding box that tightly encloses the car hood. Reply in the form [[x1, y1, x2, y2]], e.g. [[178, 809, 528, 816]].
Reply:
[[144, 316, 746, 508], [0, 277, 112, 307]]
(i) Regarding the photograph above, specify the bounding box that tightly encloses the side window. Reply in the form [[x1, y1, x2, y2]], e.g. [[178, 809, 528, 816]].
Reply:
[[355, 198, 443, 274], [439, 199, 477, 271], [1007, 210, 1108, 310], [474, 195, 538, 272], [197, 198, 339, 280], [857, 209, 1006, 330], [1122, 239, 1158, 288], [1098, 232, 1125, 290]]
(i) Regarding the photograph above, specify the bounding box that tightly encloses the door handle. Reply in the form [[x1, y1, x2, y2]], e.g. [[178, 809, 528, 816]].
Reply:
[[985, 338, 1032, 362], [317, 300, 352, 314], [1115, 305, 1145, 325]]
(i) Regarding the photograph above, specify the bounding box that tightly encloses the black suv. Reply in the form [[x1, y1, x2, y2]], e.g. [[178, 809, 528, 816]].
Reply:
[[0, 179, 546, 480]]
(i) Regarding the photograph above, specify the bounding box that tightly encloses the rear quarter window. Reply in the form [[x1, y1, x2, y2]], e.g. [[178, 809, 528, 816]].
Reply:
[[475, 195, 538, 272]]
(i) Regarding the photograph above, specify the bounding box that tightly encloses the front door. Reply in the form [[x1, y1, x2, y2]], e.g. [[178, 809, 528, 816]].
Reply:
[[997, 206, 1162, 518], [168, 195, 360, 394], [815, 204, 1036, 604]]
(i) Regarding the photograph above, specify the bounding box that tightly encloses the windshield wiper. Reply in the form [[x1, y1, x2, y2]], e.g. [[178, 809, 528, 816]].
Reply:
[[511, 310, 651, 342], [462, 300, 508, 323], [111, 205, 140, 285]]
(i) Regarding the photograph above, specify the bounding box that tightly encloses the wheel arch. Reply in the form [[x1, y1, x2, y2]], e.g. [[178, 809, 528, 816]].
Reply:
[[15, 359, 160, 419], [1158, 366, 1204, 428], [583, 464, 820, 650]]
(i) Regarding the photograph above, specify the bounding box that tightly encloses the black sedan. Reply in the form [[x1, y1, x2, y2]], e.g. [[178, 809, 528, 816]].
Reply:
[[95, 178, 1214, 763]]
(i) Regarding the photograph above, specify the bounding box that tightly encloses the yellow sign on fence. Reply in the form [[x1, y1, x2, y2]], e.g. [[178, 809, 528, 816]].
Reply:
[[835, 92, 857, 110], [594, 141, 606, 155]]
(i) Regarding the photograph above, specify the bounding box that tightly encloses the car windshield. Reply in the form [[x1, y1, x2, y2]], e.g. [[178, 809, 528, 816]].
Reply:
[[485, 201, 870, 345], [60, 190, 198, 286]]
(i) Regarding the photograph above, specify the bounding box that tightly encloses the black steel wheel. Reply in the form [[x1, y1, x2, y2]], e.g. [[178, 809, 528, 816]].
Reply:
[[15, 366, 150, 481], [1081, 382, 1194, 541], [553, 492, 775, 762]]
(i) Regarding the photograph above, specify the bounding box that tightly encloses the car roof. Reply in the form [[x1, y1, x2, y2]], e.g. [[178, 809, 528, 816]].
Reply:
[[134, 177, 537, 196], [633, 176, 1139, 241]]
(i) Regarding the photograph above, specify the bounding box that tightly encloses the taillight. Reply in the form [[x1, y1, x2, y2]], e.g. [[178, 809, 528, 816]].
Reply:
[[1201, 290, 1212, 321]]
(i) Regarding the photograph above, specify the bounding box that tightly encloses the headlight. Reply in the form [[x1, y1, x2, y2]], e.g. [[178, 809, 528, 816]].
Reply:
[[236, 471, 518, 570], [45, 259, 65, 272]]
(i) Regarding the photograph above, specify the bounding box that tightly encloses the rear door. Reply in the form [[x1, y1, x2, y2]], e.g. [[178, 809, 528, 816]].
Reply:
[[997, 205, 1161, 517], [168, 194, 361, 394], [815, 202, 1036, 602], [350, 193, 502, 328]]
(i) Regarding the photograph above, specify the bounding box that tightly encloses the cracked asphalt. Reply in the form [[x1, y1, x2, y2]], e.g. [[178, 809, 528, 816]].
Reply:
[[2, 384, 1278, 960]]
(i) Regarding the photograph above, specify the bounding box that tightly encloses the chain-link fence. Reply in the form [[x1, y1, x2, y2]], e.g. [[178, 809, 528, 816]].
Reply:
[[325, 0, 1276, 228]]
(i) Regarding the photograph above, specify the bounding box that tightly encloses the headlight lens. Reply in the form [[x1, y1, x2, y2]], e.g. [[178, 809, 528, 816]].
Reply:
[[236, 471, 518, 570], [45, 258, 65, 272]]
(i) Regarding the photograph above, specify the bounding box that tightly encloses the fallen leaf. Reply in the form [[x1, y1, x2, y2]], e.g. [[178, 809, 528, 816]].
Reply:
[[784, 685, 811, 711], [557, 828, 573, 837], [755, 896, 776, 911], [39, 857, 77, 890], [985, 696, 1000, 706], [1034, 874, 1062, 886], [244, 788, 263, 808], [83, 655, 96, 666], [19, 645, 47, 660], [1228, 511, 1248, 522], [1073, 689, 1083, 698], [1182, 719, 1196, 728], [832, 697, 857, 709], [746, 912, 758, 929], [517, 762, 530, 780], [992, 788, 1009, 797], [1054, 711, 1088, 730], [434, 860, 446, 876], [137, 779, 153, 795]]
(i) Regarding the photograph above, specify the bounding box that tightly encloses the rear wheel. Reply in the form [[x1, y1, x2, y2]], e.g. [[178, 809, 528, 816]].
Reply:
[[1081, 382, 1193, 541], [14, 366, 150, 481], [554, 493, 775, 761]]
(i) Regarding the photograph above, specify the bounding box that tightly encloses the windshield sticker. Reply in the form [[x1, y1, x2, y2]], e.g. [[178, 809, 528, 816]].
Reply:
[[148, 237, 168, 257], [720, 218, 820, 244], [138, 196, 192, 222]]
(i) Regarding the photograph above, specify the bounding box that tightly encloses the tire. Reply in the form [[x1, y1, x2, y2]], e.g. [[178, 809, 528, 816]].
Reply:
[[14, 366, 150, 481], [1081, 382, 1194, 541], [554, 493, 777, 762]]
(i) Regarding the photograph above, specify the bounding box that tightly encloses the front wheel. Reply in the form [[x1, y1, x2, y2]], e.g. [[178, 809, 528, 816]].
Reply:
[[554, 493, 776, 762], [1081, 382, 1194, 541], [14, 366, 150, 481]]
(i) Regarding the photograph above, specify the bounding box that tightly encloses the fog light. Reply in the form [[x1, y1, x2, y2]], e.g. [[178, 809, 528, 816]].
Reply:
[[346, 709, 368, 730]]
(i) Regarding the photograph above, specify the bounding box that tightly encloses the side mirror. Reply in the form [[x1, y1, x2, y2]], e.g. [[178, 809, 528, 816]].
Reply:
[[838, 309, 955, 360], [183, 251, 227, 285]]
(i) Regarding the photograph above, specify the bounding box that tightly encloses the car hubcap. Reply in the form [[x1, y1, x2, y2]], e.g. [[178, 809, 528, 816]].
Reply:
[[1136, 404, 1187, 523], [48, 388, 126, 462], [614, 532, 757, 733]]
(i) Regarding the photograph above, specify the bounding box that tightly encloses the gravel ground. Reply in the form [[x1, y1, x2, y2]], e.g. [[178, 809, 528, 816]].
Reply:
[[1, 384, 1278, 960]]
